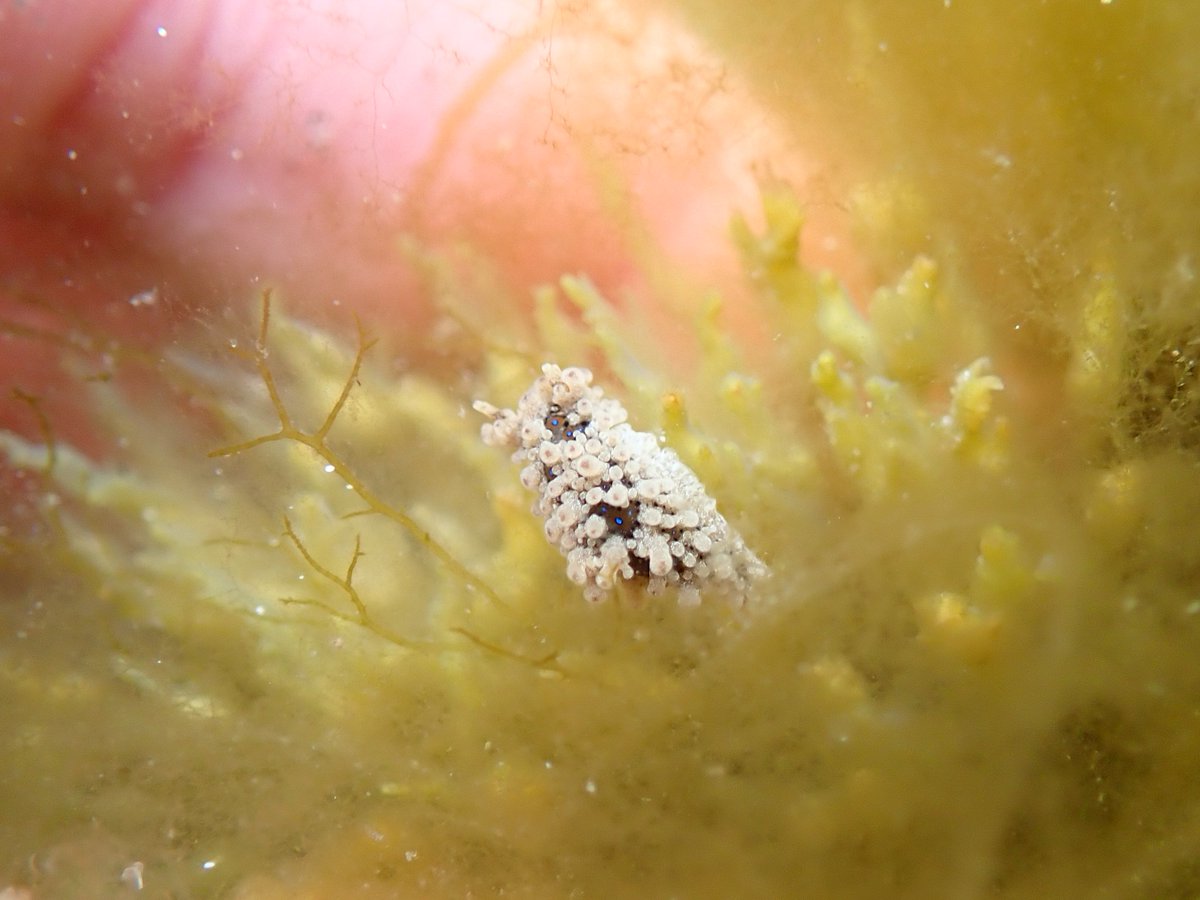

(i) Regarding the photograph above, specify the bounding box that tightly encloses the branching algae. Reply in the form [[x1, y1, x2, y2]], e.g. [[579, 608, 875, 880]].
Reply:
[[2, 182, 1200, 897]]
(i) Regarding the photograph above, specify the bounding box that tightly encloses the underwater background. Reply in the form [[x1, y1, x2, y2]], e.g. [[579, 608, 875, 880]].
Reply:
[[3, 2, 1200, 897]]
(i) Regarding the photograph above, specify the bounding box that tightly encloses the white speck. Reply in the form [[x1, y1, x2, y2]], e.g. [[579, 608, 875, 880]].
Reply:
[[323, 463, 335, 473], [129, 287, 158, 307], [297, 574, 305, 581], [1184, 600, 1200, 616], [230, 147, 244, 161], [156, 26, 168, 37], [584, 779, 596, 795], [985, 149, 1013, 169], [404, 850, 418, 862], [253, 605, 266, 616], [201, 860, 216, 870], [544, 760, 553, 769], [66, 149, 78, 160], [120, 861, 145, 890]]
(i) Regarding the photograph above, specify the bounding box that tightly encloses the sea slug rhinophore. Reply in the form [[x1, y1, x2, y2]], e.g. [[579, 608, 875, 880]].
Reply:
[[474, 364, 767, 605]]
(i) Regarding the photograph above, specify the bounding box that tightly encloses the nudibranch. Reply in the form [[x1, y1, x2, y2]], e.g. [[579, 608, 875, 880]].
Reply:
[[474, 364, 767, 605]]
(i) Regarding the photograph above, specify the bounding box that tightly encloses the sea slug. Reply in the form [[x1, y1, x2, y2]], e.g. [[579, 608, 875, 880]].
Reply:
[[474, 364, 767, 605]]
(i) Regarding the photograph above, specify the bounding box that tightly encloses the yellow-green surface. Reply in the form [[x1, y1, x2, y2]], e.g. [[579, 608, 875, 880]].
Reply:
[[4, 4, 1200, 898]]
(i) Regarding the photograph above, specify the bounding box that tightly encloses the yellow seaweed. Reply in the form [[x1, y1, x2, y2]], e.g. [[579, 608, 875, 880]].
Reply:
[[4, 131, 1200, 900]]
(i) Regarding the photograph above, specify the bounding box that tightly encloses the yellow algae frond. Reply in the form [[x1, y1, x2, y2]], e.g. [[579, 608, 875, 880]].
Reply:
[[4, 177, 1200, 898]]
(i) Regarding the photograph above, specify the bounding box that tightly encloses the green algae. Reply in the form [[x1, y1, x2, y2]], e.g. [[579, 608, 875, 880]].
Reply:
[[2, 174, 1199, 897], [6, 3, 1200, 887]]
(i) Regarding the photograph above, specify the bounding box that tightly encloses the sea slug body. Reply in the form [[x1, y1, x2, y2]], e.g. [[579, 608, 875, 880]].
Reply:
[[474, 364, 767, 605]]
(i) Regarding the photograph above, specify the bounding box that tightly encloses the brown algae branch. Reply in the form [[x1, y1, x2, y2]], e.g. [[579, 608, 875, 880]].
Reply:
[[449, 625, 566, 677], [208, 291, 506, 609], [280, 517, 567, 674], [278, 517, 433, 650], [10, 387, 58, 476]]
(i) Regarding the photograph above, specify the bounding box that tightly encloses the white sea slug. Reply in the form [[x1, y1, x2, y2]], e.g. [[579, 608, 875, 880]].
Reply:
[[474, 364, 768, 605]]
